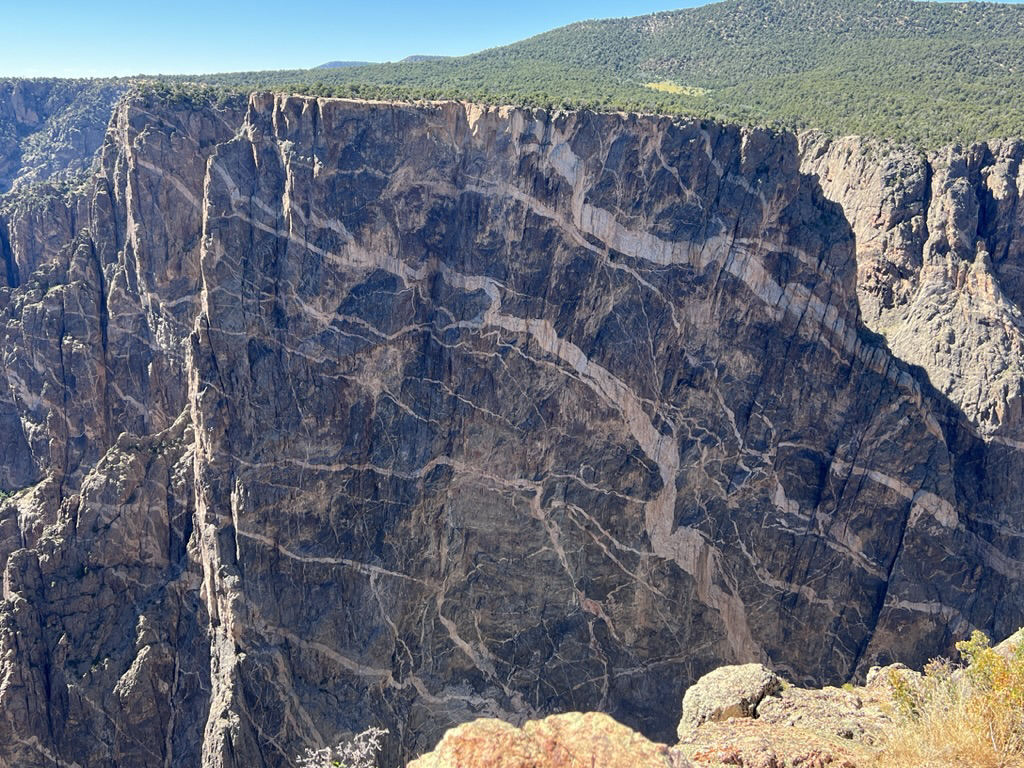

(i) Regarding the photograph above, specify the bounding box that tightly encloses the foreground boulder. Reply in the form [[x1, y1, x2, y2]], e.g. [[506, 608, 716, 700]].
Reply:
[[676, 719, 867, 768], [757, 686, 891, 745], [407, 712, 687, 768], [678, 664, 783, 736], [672, 663, 893, 767]]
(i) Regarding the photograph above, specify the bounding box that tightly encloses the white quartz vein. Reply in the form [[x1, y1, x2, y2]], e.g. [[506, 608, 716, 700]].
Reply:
[[235, 528, 428, 584]]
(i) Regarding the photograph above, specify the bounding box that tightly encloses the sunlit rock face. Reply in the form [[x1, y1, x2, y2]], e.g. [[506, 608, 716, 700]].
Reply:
[[801, 134, 1024, 440], [0, 92, 1021, 767]]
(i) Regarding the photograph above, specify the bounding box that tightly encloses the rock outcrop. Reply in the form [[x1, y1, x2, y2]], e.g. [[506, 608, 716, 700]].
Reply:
[[0, 90, 1021, 767], [407, 712, 684, 768], [0, 79, 126, 194], [678, 664, 781, 736], [412, 658, 927, 768]]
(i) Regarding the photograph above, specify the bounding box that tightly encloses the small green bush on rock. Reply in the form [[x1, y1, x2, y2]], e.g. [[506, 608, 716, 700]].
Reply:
[[877, 630, 1024, 768]]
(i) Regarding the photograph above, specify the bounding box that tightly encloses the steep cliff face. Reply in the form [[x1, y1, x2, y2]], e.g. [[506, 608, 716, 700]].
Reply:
[[0, 80, 126, 298], [0, 92, 1022, 768], [0, 93, 243, 768], [801, 134, 1024, 439], [0, 79, 126, 193]]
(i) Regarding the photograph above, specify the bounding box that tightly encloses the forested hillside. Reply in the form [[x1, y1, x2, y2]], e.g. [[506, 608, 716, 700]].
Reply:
[[154, 0, 1024, 146]]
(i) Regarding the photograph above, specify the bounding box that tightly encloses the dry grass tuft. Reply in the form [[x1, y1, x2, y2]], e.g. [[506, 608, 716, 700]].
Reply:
[[874, 630, 1024, 768]]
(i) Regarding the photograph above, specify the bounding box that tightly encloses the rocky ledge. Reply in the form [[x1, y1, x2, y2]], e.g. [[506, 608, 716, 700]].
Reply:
[[408, 660, 889, 768], [413, 629, 1024, 767]]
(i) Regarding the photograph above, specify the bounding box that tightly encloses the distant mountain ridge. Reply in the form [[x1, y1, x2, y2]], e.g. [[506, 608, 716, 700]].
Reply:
[[399, 55, 450, 62], [314, 60, 371, 69]]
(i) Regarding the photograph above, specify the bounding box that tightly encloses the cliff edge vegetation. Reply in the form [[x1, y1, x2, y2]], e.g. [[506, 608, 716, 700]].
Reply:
[[7, 0, 1024, 150], [154, 0, 1024, 147]]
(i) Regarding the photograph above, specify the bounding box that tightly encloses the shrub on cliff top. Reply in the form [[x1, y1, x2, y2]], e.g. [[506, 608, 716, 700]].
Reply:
[[877, 630, 1024, 768]]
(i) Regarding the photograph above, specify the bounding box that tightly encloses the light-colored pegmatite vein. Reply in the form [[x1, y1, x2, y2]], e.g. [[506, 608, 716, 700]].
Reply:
[[234, 527, 429, 584], [562, 502, 667, 600], [134, 157, 202, 210], [203, 151, 762, 663], [459, 266, 762, 662], [828, 459, 958, 530], [222, 144, 921, 663], [468, 132, 923, 400]]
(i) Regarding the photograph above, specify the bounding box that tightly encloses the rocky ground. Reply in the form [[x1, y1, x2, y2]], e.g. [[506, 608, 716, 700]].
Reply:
[[411, 629, 1024, 768], [407, 660, 895, 768]]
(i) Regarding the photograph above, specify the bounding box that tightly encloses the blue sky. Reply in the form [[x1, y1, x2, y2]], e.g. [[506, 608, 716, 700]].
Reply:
[[4, 0, 1022, 78], [0, 1, 711, 78]]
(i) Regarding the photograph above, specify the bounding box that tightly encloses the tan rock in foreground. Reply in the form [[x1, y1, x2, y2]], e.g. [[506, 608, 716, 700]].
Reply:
[[675, 719, 869, 768], [673, 664, 884, 766], [408, 712, 685, 768]]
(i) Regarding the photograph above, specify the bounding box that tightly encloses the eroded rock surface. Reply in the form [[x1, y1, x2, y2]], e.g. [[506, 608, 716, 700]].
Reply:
[[757, 686, 891, 745], [801, 134, 1024, 439], [408, 712, 684, 768], [672, 665, 896, 768], [0, 91, 1021, 767], [0, 79, 126, 193], [678, 664, 782, 736]]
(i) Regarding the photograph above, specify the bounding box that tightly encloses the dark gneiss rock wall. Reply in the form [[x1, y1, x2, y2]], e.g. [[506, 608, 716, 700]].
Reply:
[[0, 93, 1021, 767]]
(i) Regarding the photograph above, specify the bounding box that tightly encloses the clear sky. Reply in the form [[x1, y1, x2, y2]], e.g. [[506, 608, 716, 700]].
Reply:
[[0, 1, 713, 78], [5, 0, 1022, 78]]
